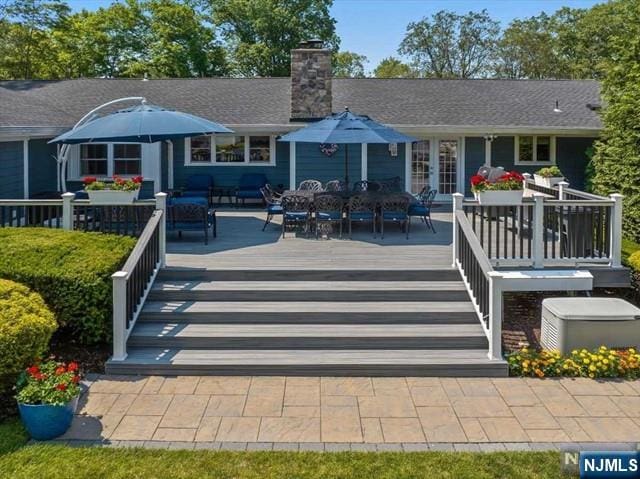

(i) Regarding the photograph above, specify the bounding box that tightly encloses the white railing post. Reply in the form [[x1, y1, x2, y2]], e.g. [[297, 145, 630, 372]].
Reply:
[[522, 172, 532, 191], [610, 193, 624, 268], [532, 194, 545, 268], [155, 192, 167, 267], [487, 272, 503, 361], [111, 271, 128, 361], [557, 181, 569, 200], [61, 192, 75, 230], [452, 193, 464, 267]]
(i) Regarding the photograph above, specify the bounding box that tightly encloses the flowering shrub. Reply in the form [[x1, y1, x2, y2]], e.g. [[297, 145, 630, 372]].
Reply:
[[84, 175, 143, 191], [507, 346, 640, 379], [535, 166, 563, 178], [16, 358, 81, 406], [471, 171, 524, 193]]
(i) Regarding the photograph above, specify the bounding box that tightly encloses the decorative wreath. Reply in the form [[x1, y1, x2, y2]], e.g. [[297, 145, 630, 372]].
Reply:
[[319, 143, 339, 157]]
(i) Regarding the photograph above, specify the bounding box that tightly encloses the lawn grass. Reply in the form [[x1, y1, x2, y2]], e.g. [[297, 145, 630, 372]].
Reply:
[[0, 420, 571, 479]]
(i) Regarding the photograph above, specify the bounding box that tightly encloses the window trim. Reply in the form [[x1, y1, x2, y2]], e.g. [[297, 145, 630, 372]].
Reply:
[[76, 142, 142, 179], [514, 135, 556, 166], [184, 134, 277, 167]]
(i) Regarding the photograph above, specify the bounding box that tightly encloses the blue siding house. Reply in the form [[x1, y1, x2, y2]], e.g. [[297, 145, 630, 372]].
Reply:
[[0, 42, 602, 201]]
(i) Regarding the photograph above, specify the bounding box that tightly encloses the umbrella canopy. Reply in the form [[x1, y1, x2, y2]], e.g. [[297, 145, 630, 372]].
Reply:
[[278, 108, 417, 144], [278, 108, 417, 188], [49, 102, 233, 144]]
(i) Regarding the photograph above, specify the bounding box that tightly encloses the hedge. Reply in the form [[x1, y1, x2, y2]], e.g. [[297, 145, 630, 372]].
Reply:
[[0, 228, 136, 344], [0, 279, 57, 391]]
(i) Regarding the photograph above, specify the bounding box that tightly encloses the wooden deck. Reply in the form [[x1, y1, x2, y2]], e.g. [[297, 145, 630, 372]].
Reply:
[[166, 208, 453, 270]]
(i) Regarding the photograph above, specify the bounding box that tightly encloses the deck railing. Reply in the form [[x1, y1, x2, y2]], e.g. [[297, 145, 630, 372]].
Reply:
[[111, 200, 166, 361], [461, 183, 623, 268], [0, 193, 161, 238]]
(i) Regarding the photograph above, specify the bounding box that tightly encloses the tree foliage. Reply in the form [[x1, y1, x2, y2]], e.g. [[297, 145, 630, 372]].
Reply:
[[332, 51, 367, 78], [591, 0, 640, 241], [373, 57, 415, 78], [398, 9, 499, 78], [208, 0, 338, 76]]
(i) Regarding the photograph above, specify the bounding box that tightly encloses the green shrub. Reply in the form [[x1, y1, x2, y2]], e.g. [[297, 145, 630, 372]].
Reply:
[[534, 166, 563, 178], [0, 228, 136, 344], [0, 279, 57, 391], [628, 250, 640, 273]]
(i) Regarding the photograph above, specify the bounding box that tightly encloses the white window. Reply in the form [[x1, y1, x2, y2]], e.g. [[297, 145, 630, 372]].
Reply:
[[185, 134, 276, 166], [515, 136, 556, 165], [79, 143, 142, 177]]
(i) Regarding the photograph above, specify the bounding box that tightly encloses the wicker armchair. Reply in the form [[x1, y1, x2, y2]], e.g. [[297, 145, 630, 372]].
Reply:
[[281, 194, 311, 238], [380, 194, 410, 239], [347, 194, 377, 238], [314, 193, 344, 239]]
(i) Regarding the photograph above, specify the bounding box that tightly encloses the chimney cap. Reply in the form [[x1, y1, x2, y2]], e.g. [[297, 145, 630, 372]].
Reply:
[[298, 39, 325, 49]]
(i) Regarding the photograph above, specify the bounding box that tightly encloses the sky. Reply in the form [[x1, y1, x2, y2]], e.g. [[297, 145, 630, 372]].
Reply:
[[65, 0, 602, 72]]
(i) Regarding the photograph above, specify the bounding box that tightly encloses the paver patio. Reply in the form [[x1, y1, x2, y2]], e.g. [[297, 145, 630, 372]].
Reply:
[[52, 375, 640, 450]]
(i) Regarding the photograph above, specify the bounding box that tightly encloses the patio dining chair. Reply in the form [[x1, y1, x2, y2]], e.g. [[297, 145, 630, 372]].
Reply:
[[314, 193, 344, 239], [281, 194, 311, 238], [409, 187, 437, 233], [353, 180, 381, 192], [298, 179, 324, 191], [380, 194, 410, 240], [347, 194, 377, 239], [324, 179, 346, 192], [260, 187, 283, 231], [378, 176, 403, 193]]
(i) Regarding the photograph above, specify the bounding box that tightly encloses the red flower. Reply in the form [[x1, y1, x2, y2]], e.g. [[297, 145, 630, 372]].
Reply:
[[470, 175, 486, 186], [82, 176, 97, 185], [56, 383, 67, 391], [55, 366, 66, 376], [33, 373, 46, 381], [67, 362, 79, 372], [71, 375, 80, 384], [132, 175, 144, 184], [27, 365, 40, 377]]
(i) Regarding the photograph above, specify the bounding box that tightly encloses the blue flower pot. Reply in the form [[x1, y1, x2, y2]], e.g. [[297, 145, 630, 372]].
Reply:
[[18, 396, 79, 440]]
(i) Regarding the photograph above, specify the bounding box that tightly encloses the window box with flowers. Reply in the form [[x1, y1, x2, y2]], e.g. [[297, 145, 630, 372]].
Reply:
[[471, 171, 525, 205], [16, 359, 82, 440], [83, 175, 144, 205]]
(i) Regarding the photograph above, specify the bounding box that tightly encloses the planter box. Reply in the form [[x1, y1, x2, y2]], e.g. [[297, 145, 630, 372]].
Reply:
[[18, 396, 78, 440], [475, 190, 523, 206], [87, 189, 139, 205], [534, 174, 564, 188]]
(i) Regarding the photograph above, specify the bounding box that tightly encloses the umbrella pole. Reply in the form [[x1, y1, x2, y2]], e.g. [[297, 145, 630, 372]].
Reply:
[[345, 144, 349, 190]]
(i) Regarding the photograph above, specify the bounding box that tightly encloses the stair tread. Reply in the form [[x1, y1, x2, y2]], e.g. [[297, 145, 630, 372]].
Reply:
[[113, 348, 504, 366], [152, 280, 467, 291], [130, 323, 486, 338], [142, 301, 476, 313]]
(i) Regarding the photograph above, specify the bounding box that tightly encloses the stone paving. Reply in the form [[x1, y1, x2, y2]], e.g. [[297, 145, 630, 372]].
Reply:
[[52, 375, 640, 450]]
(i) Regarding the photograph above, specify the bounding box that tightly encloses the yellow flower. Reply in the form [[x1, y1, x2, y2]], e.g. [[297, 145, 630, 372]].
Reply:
[[589, 365, 597, 372], [589, 373, 595, 378], [571, 349, 578, 355], [583, 358, 590, 364]]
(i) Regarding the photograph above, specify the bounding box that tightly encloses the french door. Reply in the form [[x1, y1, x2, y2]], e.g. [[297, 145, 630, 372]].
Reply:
[[410, 138, 461, 200]]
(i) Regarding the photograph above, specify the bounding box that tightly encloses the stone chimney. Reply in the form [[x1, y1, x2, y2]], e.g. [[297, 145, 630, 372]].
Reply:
[[290, 39, 332, 120]]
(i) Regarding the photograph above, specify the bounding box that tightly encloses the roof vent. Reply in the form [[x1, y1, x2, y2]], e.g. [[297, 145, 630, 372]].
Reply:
[[553, 100, 562, 113], [586, 103, 601, 111]]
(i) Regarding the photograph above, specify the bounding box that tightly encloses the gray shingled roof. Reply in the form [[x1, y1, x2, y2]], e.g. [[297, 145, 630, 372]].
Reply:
[[0, 77, 602, 131]]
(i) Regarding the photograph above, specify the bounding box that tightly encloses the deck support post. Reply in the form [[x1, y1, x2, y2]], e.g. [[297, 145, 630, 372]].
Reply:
[[532, 194, 545, 268], [610, 193, 624, 268], [404, 142, 412, 192], [361, 143, 367, 181], [487, 272, 503, 361], [452, 193, 464, 268], [155, 192, 167, 268], [522, 172, 532, 191], [289, 141, 296, 190], [112, 271, 128, 361], [61, 192, 75, 230], [557, 181, 569, 200]]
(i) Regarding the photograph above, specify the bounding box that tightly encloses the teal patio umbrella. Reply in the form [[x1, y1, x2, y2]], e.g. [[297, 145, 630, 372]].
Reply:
[[278, 107, 417, 187]]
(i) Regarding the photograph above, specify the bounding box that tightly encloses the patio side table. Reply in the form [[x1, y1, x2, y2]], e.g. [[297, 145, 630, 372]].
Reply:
[[213, 187, 235, 206]]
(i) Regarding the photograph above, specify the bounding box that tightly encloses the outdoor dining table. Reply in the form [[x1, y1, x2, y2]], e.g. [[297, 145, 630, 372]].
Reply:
[[281, 190, 419, 206]]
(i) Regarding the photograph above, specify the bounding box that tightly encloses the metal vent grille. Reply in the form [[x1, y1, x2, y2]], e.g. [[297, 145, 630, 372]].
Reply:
[[541, 317, 559, 350]]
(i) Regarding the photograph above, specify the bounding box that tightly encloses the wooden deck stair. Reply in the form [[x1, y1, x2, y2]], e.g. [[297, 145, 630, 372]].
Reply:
[[106, 268, 508, 376]]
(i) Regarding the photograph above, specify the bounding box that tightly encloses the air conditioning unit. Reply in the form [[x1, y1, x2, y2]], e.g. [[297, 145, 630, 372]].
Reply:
[[541, 298, 640, 355]]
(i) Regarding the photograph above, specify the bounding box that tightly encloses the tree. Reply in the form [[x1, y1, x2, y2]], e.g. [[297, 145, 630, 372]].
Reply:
[[494, 13, 571, 79], [0, 0, 69, 79], [373, 56, 414, 78], [332, 51, 367, 77], [398, 9, 499, 78], [207, 0, 338, 77], [591, 0, 640, 241]]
